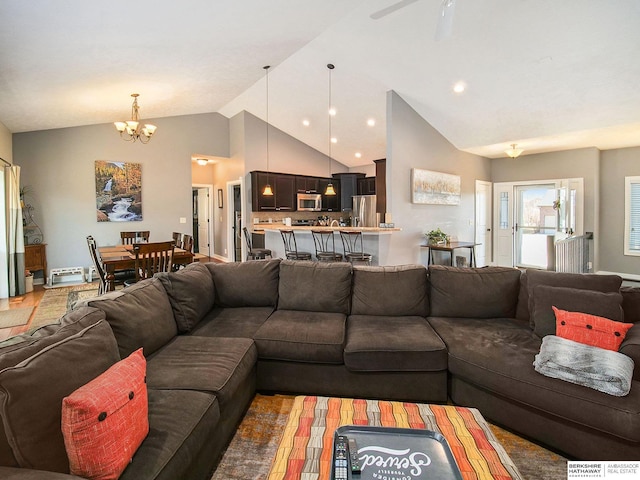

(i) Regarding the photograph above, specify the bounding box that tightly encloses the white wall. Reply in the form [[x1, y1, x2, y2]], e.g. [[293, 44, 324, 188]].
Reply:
[[385, 91, 491, 266], [13, 113, 229, 273], [599, 146, 640, 276]]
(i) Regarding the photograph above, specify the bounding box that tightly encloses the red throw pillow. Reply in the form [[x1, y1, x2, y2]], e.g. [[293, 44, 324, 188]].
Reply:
[[554, 307, 633, 351], [62, 348, 148, 480]]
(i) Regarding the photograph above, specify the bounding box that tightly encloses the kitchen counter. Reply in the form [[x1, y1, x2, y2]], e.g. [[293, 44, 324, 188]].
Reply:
[[259, 224, 400, 265], [253, 224, 400, 233]]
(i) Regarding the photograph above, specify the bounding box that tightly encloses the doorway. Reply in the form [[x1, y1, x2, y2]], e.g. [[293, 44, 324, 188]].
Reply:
[[192, 185, 213, 257], [514, 184, 558, 269]]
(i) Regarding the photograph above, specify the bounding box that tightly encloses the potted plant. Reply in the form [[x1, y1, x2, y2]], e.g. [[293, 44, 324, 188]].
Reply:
[[425, 228, 448, 245]]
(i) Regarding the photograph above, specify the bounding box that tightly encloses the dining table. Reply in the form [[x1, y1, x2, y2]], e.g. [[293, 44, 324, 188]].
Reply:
[[98, 244, 196, 291]]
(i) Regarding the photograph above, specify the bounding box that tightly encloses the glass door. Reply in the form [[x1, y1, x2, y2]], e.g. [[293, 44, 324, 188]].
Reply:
[[514, 184, 558, 269]]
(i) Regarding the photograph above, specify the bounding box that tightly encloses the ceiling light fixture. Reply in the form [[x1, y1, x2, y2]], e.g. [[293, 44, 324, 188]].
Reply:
[[355, 152, 362, 159], [453, 81, 466, 94], [302, 119, 310, 127], [325, 64, 336, 196], [505, 143, 524, 158], [196, 159, 209, 166], [114, 94, 157, 143], [367, 118, 376, 127], [262, 66, 273, 196]]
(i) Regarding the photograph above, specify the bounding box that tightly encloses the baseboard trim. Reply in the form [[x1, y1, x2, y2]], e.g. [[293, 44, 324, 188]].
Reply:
[[212, 254, 231, 263]]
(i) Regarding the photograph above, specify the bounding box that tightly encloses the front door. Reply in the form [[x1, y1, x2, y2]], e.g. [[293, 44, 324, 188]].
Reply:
[[196, 188, 210, 256]]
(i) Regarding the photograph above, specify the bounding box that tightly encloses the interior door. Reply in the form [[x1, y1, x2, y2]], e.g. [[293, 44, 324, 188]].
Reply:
[[196, 188, 210, 256], [493, 183, 514, 267], [475, 180, 492, 267], [514, 183, 558, 269]]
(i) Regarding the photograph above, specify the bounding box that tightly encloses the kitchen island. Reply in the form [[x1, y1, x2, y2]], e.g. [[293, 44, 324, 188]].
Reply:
[[254, 224, 400, 265]]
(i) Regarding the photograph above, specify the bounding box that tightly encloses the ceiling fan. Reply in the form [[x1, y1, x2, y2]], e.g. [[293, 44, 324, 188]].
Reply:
[[370, 0, 457, 41]]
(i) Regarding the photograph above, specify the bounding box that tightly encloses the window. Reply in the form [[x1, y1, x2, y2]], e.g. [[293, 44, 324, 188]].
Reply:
[[625, 176, 640, 256]]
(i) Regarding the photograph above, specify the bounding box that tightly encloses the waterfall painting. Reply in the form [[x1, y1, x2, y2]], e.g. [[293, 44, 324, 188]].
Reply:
[[95, 161, 142, 222]]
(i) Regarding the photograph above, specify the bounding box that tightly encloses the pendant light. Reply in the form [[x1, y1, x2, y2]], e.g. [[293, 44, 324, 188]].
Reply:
[[325, 64, 336, 196], [262, 65, 273, 196], [505, 143, 524, 158]]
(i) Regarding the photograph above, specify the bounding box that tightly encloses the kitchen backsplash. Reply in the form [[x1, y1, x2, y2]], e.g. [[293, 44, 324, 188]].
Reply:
[[252, 211, 342, 225]]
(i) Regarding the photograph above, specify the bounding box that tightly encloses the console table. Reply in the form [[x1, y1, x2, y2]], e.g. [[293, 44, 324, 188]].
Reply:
[[422, 241, 478, 267], [24, 243, 47, 279]]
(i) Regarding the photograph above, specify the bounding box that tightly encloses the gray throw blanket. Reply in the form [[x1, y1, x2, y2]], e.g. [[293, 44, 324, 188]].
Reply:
[[534, 335, 634, 397]]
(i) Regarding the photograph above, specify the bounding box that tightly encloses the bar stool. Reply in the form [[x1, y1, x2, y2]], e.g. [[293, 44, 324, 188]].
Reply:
[[339, 230, 372, 265], [311, 230, 343, 262], [280, 230, 312, 261], [243, 227, 272, 261]]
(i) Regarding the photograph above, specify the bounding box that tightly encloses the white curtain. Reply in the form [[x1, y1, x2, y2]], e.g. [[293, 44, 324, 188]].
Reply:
[[5, 165, 25, 296]]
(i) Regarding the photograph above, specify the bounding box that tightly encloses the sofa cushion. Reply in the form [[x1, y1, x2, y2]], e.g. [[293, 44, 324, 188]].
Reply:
[[146, 336, 256, 409], [428, 315, 640, 443], [620, 324, 640, 380], [277, 260, 352, 314], [429, 265, 521, 318], [351, 265, 428, 317], [0, 320, 120, 473], [83, 277, 178, 357], [554, 307, 633, 351], [189, 306, 274, 339], [515, 270, 529, 321], [62, 349, 148, 480], [0, 307, 107, 468], [621, 286, 640, 324], [526, 270, 623, 328], [344, 315, 446, 372], [206, 259, 280, 308], [156, 262, 215, 333], [254, 310, 346, 364], [119, 389, 220, 480], [530, 285, 623, 337]]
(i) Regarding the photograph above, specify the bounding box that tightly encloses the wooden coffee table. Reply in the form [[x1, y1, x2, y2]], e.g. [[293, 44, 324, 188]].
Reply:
[[267, 396, 523, 480]]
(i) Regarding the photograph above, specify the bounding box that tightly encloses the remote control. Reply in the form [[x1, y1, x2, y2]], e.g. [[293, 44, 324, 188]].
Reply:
[[348, 437, 362, 474], [334, 435, 349, 480]]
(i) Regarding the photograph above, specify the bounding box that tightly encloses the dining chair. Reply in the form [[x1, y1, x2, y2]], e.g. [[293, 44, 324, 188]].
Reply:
[[311, 230, 343, 262], [280, 230, 312, 261], [121, 231, 150, 245], [125, 241, 175, 286], [172, 232, 183, 249], [243, 227, 272, 261], [181, 234, 194, 253], [339, 230, 372, 265], [87, 235, 135, 294]]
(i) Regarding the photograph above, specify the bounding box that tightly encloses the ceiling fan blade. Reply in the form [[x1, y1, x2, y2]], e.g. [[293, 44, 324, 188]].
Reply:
[[370, 0, 420, 20], [435, 0, 456, 41]]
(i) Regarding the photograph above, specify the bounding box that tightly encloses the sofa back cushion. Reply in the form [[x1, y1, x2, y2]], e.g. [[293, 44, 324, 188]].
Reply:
[[526, 269, 623, 328], [530, 285, 624, 337], [351, 265, 429, 316], [83, 277, 177, 357], [156, 262, 214, 333], [278, 260, 352, 314], [206, 259, 280, 308], [429, 265, 521, 318], [621, 286, 640, 324], [0, 319, 119, 473], [0, 307, 108, 468]]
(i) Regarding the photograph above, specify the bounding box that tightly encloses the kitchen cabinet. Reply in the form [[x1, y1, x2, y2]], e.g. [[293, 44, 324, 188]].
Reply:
[[319, 178, 340, 212], [357, 177, 376, 195], [295, 176, 319, 193], [251, 172, 296, 211], [374, 159, 386, 214], [333, 173, 365, 212]]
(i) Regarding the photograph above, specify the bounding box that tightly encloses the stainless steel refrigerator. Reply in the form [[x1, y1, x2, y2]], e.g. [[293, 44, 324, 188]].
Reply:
[[352, 195, 377, 227]]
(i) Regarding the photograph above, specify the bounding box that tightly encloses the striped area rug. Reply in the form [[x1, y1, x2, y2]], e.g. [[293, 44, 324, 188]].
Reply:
[[268, 396, 523, 480]]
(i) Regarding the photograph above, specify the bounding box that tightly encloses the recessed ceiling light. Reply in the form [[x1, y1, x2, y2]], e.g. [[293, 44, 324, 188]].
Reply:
[[331, 137, 337, 144], [328, 107, 337, 116], [355, 152, 362, 158], [367, 118, 376, 127], [453, 81, 466, 94], [196, 159, 208, 166], [302, 119, 310, 127]]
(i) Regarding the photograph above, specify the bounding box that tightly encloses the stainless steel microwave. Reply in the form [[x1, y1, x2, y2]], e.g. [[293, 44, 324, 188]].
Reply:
[[297, 192, 322, 211]]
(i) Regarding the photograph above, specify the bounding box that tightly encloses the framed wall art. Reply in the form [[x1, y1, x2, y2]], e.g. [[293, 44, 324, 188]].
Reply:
[[411, 168, 460, 205], [95, 161, 142, 222]]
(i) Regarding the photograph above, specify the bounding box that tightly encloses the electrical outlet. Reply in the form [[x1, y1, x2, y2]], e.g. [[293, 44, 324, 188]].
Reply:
[[224, 248, 227, 254], [179, 217, 187, 224], [587, 261, 593, 270]]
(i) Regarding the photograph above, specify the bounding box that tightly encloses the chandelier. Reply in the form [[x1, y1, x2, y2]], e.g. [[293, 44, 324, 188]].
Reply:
[[505, 143, 523, 158], [114, 94, 157, 143]]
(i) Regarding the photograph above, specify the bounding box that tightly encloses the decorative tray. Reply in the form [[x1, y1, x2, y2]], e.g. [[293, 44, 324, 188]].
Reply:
[[332, 425, 463, 480]]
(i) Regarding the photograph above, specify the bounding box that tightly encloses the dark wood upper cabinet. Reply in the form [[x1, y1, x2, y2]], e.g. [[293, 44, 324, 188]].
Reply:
[[357, 177, 376, 195], [251, 171, 296, 211], [333, 173, 365, 212], [374, 159, 386, 214], [295, 176, 319, 193]]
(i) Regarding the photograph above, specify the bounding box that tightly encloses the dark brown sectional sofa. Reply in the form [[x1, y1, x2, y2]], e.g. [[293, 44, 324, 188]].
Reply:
[[0, 259, 639, 479]]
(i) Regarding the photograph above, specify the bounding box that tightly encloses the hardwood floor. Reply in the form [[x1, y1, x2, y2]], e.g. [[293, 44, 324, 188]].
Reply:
[[0, 285, 46, 341]]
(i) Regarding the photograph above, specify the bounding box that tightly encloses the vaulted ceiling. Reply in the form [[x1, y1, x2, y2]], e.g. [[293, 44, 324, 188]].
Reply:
[[1, 0, 639, 166]]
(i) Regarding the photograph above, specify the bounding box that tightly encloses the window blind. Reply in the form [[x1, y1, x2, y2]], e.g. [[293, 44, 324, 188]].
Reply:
[[629, 181, 640, 252]]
